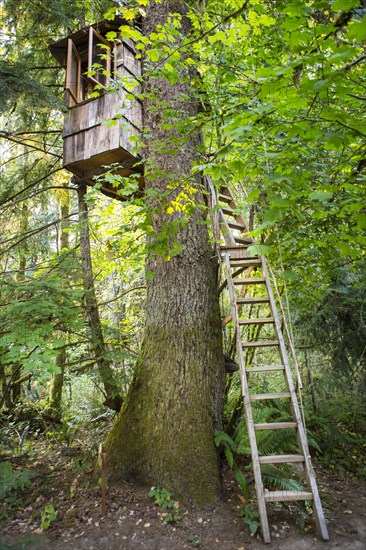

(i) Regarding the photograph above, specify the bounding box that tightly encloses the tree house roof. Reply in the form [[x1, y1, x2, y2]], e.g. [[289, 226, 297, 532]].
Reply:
[[49, 17, 125, 67]]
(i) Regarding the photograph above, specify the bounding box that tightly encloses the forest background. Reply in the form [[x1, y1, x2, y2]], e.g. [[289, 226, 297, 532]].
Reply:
[[0, 0, 365, 533]]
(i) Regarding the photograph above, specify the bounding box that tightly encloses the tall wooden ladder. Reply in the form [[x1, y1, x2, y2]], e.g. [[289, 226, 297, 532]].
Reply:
[[215, 183, 329, 544]]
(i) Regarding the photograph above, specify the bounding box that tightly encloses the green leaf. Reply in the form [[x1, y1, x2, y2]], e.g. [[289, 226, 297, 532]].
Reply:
[[234, 467, 249, 498], [247, 244, 271, 256], [224, 446, 234, 469], [353, 213, 366, 229], [333, 0, 361, 11], [164, 62, 175, 72], [146, 49, 160, 62], [41, 504, 57, 530], [247, 189, 261, 201], [308, 191, 333, 201], [346, 17, 366, 42]]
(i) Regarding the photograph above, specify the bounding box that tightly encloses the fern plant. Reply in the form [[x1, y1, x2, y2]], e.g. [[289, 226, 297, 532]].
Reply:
[[214, 430, 249, 498], [260, 464, 303, 492]]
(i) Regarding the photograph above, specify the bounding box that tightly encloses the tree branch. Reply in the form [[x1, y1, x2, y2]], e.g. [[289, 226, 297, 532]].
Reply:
[[0, 213, 77, 255], [144, 1, 249, 77], [0, 131, 62, 158], [0, 165, 63, 208]]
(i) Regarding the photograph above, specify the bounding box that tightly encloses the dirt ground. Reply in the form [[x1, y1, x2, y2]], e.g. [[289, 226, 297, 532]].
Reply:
[[1, 441, 365, 550]]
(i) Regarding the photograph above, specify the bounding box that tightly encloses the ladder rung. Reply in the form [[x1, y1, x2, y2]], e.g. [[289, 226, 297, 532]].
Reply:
[[221, 247, 248, 260], [264, 490, 313, 503], [250, 392, 291, 401], [239, 317, 274, 325], [234, 235, 253, 244], [227, 220, 246, 230], [222, 206, 235, 216], [259, 454, 304, 464], [242, 340, 279, 348], [236, 297, 269, 304], [233, 277, 266, 285], [254, 422, 297, 431], [221, 245, 248, 252], [229, 258, 261, 267], [246, 365, 284, 372], [218, 193, 233, 203]]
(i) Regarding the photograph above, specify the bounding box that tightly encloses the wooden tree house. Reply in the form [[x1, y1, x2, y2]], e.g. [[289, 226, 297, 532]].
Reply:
[[49, 18, 143, 199]]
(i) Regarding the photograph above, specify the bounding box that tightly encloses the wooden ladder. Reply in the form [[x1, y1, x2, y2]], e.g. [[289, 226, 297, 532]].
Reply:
[[215, 183, 329, 543]]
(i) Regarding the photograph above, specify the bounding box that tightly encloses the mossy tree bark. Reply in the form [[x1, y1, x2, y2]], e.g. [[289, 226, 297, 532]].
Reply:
[[105, 1, 225, 506]]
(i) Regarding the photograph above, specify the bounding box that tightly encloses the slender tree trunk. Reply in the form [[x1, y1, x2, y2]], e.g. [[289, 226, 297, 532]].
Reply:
[[12, 202, 29, 404], [305, 350, 317, 411], [49, 350, 66, 413], [105, 1, 225, 506], [49, 191, 70, 415], [0, 364, 12, 410], [78, 183, 122, 412]]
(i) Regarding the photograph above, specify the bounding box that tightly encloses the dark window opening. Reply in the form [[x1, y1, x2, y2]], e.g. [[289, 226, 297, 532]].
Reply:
[[65, 27, 112, 104]]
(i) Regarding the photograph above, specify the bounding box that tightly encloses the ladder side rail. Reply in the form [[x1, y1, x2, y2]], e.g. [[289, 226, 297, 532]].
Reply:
[[204, 175, 221, 244], [262, 256, 308, 447], [261, 256, 329, 541], [224, 253, 271, 544], [220, 191, 251, 235], [268, 264, 303, 390], [217, 187, 253, 246], [219, 210, 236, 246]]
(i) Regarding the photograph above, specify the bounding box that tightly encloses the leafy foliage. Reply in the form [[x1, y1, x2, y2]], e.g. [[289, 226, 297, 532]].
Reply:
[[239, 504, 260, 535], [0, 271, 83, 374], [148, 487, 183, 523], [40, 503, 57, 530], [0, 461, 33, 500], [306, 391, 366, 476], [214, 430, 249, 498]]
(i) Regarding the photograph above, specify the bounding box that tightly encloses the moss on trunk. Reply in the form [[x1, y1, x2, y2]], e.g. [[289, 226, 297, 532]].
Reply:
[[49, 349, 65, 415], [105, 0, 225, 506], [106, 259, 224, 504]]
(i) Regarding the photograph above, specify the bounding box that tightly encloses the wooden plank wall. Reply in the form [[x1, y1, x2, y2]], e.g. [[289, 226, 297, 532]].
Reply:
[[63, 37, 142, 172]]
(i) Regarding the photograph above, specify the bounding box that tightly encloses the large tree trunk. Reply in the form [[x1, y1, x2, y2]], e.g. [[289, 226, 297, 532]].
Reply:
[[78, 183, 123, 412], [105, 1, 225, 506]]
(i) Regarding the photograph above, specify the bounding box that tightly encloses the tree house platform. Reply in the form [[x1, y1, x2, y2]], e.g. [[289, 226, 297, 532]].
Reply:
[[49, 18, 144, 200]]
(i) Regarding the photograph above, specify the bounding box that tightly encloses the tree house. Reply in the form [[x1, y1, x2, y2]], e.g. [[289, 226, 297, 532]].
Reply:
[[49, 18, 143, 200]]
